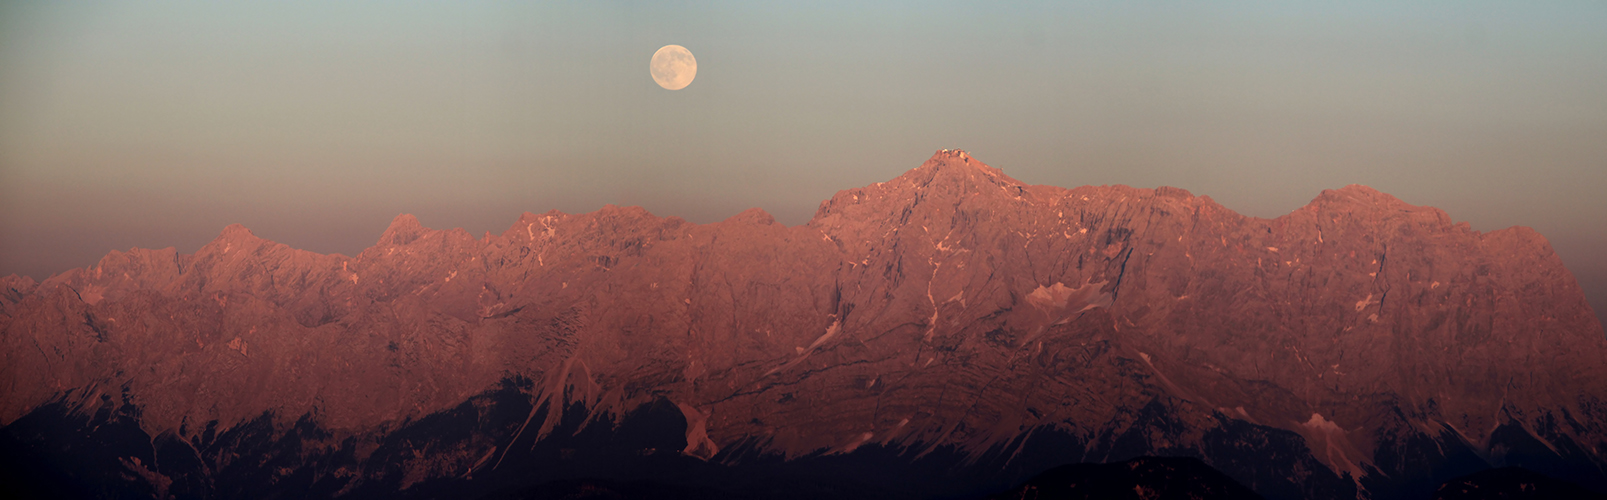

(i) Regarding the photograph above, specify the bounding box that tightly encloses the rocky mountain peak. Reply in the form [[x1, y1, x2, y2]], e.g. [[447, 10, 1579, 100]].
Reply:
[[900, 148, 1025, 195], [377, 213, 427, 246], [214, 223, 260, 243], [191, 223, 271, 260], [811, 149, 1029, 224], [0, 275, 36, 305], [1303, 184, 1414, 213], [723, 207, 777, 226]]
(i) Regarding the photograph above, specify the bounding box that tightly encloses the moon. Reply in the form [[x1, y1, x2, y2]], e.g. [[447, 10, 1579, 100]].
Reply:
[[650, 45, 697, 90]]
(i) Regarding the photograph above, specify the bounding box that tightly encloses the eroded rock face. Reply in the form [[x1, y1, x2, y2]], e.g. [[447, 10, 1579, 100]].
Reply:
[[2, 150, 1604, 500]]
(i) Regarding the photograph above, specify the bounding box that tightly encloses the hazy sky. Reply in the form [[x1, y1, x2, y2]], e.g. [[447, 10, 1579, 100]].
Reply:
[[2, 1, 1604, 325]]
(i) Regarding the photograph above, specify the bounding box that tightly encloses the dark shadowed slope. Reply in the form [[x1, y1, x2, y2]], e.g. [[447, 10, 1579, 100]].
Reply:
[[982, 456, 1265, 500], [1434, 467, 1607, 500]]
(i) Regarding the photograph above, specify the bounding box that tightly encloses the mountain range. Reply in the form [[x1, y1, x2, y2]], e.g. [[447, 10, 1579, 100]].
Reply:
[[3, 149, 1604, 499]]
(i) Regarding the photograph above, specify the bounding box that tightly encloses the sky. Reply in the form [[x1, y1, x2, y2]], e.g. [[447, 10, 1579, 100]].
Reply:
[[1, 1, 1604, 326]]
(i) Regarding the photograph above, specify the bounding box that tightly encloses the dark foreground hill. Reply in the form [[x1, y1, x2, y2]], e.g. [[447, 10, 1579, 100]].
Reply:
[[1432, 466, 1607, 500], [981, 456, 1264, 500], [3, 150, 1605, 499]]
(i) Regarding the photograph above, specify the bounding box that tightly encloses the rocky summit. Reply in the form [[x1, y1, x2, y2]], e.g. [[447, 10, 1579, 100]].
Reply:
[[2, 150, 1605, 499]]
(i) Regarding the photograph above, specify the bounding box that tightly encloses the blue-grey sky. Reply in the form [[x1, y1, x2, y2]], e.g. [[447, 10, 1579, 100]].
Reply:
[[2, 1, 1604, 324]]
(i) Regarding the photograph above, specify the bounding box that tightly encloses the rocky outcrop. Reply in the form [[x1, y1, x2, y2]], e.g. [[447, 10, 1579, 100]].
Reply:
[[2, 150, 1604, 499]]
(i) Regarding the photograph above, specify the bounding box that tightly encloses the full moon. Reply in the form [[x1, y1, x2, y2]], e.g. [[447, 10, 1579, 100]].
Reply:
[[650, 45, 697, 90]]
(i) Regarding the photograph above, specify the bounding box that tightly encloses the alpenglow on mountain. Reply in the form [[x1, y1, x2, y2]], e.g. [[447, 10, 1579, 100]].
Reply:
[[3, 150, 1604, 499]]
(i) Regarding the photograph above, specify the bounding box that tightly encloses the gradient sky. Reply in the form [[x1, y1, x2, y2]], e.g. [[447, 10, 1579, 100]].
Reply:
[[2, 1, 1604, 326]]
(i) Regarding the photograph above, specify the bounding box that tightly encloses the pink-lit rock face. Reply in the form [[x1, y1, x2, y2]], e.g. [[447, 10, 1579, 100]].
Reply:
[[2, 150, 1604, 499]]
